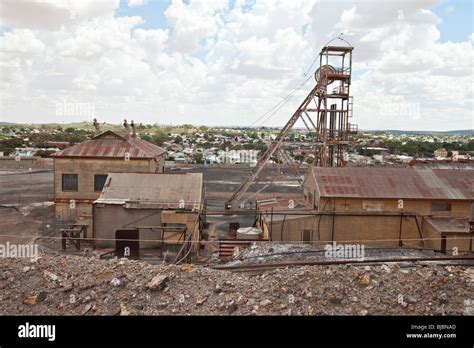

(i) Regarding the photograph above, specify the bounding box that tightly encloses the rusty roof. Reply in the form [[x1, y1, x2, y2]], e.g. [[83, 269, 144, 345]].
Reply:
[[93, 172, 203, 210], [306, 167, 474, 200], [53, 130, 166, 159], [425, 217, 471, 234], [257, 197, 312, 211]]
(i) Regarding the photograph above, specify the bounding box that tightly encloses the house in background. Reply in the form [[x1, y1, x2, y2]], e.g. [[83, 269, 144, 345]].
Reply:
[[52, 123, 166, 235], [13, 148, 34, 157], [451, 150, 471, 162], [434, 148, 448, 158]]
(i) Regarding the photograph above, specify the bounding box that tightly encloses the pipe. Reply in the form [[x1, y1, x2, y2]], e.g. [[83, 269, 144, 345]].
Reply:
[[213, 256, 474, 271]]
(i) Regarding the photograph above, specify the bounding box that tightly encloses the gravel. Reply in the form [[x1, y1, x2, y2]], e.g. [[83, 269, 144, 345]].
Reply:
[[0, 253, 472, 315]]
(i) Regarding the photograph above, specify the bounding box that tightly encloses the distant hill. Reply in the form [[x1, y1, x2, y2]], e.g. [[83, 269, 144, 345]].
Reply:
[[366, 129, 474, 135], [1, 121, 473, 135]]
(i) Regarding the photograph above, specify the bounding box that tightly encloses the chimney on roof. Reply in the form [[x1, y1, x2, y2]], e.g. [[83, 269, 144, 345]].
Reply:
[[123, 119, 130, 133], [130, 120, 137, 138], [93, 118, 100, 135]]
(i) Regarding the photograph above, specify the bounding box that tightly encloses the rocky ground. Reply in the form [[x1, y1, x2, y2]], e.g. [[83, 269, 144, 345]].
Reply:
[[0, 253, 472, 315]]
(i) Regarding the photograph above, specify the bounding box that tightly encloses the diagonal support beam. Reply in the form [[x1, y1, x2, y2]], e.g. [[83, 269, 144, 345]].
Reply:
[[225, 84, 321, 210]]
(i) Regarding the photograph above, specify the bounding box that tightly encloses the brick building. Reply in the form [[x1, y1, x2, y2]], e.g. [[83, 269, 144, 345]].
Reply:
[[257, 167, 473, 253], [52, 128, 166, 235]]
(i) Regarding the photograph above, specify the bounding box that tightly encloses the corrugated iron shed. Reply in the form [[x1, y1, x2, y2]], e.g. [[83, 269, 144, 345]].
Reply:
[[308, 167, 474, 200], [53, 130, 166, 158], [94, 172, 203, 210]]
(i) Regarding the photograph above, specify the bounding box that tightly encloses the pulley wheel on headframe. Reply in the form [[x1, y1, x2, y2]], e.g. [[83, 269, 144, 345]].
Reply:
[[315, 64, 336, 84]]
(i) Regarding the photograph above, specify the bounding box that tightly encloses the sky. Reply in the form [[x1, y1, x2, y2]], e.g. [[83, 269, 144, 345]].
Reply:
[[0, 0, 472, 131]]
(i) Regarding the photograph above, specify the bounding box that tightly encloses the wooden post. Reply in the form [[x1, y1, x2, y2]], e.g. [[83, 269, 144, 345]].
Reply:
[[62, 230, 66, 250], [441, 235, 447, 254], [399, 212, 403, 247], [270, 207, 273, 241]]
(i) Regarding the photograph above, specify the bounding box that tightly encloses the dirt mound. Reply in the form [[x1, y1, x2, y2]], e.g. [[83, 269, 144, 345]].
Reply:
[[0, 253, 472, 315]]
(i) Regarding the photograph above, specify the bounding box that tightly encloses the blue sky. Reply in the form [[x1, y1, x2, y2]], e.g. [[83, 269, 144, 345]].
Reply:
[[1, 0, 471, 44], [1, 0, 471, 42], [115, 0, 170, 30], [431, 0, 473, 42], [108, 0, 474, 71], [111, 0, 473, 43]]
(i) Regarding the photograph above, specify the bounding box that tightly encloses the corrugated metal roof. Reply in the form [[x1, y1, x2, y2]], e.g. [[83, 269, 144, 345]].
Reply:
[[94, 172, 203, 210], [308, 167, 474, 200], [425, 217, 470, 234], [257, 197, 312, 210], [53, 130, 166, 158]]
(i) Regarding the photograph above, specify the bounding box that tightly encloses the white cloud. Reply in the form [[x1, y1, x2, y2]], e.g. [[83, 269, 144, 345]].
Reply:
[[0, 0, 472, 130], [165, 0, 228, 54], [53, 16, 144, 60], [321, 0, 473, 130], [133, 28, 169, 66], [128, 0, 148, 7], [0, 29, 45, 54], [0, 0, 119, 29]]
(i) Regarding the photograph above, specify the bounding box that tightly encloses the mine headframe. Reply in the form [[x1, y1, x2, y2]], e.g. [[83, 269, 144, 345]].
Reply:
[[225, 42, 357, 211]]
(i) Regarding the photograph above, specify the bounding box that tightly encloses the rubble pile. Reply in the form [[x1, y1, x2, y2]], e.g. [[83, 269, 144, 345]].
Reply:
[[0, 253, 472, 315]]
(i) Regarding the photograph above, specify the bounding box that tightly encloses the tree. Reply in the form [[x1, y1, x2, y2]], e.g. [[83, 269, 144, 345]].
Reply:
[[35, 149, 55, 158], [192, 153, 203, 164], [198, 126, 208, 132], [220, 141, 232, 150], [0, 137, 24, 155], [151, 130, 169, 146], [466, 140, 474, 152], [139, 133, 152, 143], [254, 141, 267, 153], [68, 135, 83, 144]]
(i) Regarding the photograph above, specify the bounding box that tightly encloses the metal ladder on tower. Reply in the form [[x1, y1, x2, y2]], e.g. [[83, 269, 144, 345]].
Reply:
[[348, 96, 354, 119]]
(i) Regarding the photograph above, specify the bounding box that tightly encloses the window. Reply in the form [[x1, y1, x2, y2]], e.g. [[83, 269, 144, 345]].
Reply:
[[301, 229, 312, 244], [94, 174, 108, 192], [431, 201, 451, 213], [362, 200, 383, 212], [62, 174, 78, 191]]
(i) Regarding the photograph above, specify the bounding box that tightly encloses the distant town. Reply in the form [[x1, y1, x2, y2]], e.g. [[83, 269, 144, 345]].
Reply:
[[1, 122, 472, 166]]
